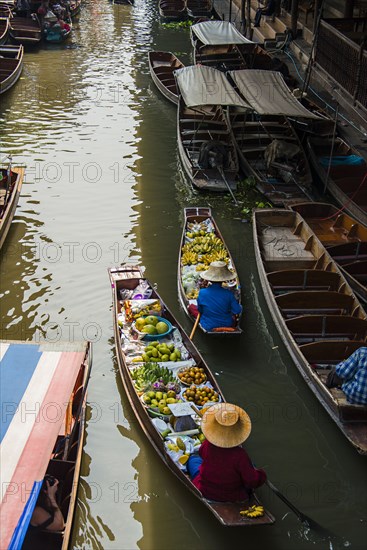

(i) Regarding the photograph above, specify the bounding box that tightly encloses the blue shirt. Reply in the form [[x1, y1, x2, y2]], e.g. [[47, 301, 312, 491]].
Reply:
[[335, 347, 367, 405], [197, 283, 242, 332]]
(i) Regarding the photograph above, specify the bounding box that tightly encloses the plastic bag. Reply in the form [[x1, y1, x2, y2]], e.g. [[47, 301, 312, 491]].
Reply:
[[123, 299, 162, 322], [132, 279, 153, 299]]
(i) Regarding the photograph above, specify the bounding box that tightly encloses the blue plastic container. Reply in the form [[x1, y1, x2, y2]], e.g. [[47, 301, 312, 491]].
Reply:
[[135, 316, 173, 340]]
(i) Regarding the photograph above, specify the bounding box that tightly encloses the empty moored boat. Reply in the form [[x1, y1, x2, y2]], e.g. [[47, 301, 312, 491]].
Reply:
[[148, 51, 184, 105], [307, 135, 367, 226], [0, 44, 23, 95], [0, 163, 24, 249]]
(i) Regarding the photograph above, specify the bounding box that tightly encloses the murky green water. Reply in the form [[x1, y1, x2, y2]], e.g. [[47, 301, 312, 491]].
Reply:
[[0, 1, 366, 549]]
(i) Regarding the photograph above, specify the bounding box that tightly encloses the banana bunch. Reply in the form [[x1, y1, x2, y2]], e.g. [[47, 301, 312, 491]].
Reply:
[[195, 264, 207, 272], [240, 505, 265, 518], [203, 250, 229, 265], [181, 251, 198, 266], [186, 288, 199, 299]]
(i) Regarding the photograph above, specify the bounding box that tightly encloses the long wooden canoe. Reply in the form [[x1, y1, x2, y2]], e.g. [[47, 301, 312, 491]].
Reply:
[[307, 135, 367, 226], [0, 164, 24, 249], [178, 207, 242, 334], [228, 108, 315, 207], [253, 208, 367, 454], [178, 99, 240, 192], [0, 16, 9, 44], [158, 0, 186, 21], [186, 0, 213, 19], [1, 340, 92, 550], [0, 44, 23, 94], [148, 51, 184, 105], [9, 14, 42, 45], [108, 265, 274, 525], [289, 202, 367, 304]]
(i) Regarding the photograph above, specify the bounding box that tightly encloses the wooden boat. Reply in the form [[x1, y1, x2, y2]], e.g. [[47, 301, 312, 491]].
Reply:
[[186, 0, 213, 19], [178, 100, 240, 192], [43, 19, 72, 43], [0, 164, 24, 249], [158, 0, 186, 21], [0, 16, 10, 44], [228, 109, 315, 207], [148, 51, 184, 105], [178, 207, 242, 334], [69, 0, 82, 17], [0, 340, 92, 549], [287, 93, 335, 136], [9, 14, 42, 45], [307, 135, 367, 226], [253, 208, 367, 454], [191, 21, 292, 83], [0, 44, 23, 94], [108, 265, 274, 526], [289, 202, 367, 304]]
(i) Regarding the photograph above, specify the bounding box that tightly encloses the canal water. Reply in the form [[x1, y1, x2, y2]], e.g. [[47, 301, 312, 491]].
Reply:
[[0, 1, 366, 549]]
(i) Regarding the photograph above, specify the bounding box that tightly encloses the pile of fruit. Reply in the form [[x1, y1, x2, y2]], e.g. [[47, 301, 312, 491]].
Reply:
[[181, 231, 229, 268], [134, 315, 170, 336], [123, 299, 162, 322], [139, 341, 181, 363], [182, 385, 220, 407], [178, 366, 207, 385], [143, 390, 180, 415], [130, 363, 179, 392]]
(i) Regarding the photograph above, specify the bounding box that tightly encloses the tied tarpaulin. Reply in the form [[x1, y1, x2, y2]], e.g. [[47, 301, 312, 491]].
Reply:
[[319, 155, 366, 167]]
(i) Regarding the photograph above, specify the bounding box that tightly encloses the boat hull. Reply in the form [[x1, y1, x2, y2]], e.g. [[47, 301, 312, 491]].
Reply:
[[0, 166, 24, 249], [253, 208, 367, 454], [109, 265, 274, 525]]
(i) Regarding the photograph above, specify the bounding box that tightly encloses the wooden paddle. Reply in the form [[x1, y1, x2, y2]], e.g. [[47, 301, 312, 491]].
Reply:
[[266, 479, 333, 535], [189, 313, 201, 340]]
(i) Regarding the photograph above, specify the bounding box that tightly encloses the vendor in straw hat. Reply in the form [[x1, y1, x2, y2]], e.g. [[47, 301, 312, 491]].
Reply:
[[197, 261, 242, 332], [187, 403, 266, 502]]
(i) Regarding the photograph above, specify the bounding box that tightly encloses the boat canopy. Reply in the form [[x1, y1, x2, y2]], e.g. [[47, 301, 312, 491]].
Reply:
[[191, 20, 254, 45], [175, 65, 250, 108], [0, 341, 88, 550], [229, 70, 322, 118]]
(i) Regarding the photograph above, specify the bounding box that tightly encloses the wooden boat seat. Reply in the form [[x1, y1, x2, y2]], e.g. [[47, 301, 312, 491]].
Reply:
[[276, 291, 355, 318], [268, 269, 341, 293], [287, 315, 367, 342], [181, 129, 230, 136]]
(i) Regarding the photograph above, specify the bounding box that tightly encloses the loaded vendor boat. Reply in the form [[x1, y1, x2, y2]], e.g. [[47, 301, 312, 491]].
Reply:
[[253, 209, 367, 454], [108, 265, 274, 526], [0, 340, 92, 549], [178, 207, 242, 334]]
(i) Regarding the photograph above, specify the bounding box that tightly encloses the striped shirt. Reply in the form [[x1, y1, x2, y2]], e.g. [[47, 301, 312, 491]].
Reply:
[[336, 347, 367, 405]]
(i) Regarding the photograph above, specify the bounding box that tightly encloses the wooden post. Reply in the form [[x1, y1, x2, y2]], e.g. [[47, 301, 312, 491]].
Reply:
[[313, 0, 320, 35], [229, 0, 232, 22], [344, 0, 354, 18], [241, 0, 246, 33], [291, 0, 299, 38], [246, 0, 252, 39]]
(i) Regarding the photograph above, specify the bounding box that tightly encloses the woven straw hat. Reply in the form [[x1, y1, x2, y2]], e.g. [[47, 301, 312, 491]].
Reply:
[[200, 261, 235, 282], [201, 403, 252, 448]]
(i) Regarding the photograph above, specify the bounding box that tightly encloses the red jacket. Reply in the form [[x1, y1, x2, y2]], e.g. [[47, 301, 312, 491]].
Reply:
[[192, 440, 266, 502]]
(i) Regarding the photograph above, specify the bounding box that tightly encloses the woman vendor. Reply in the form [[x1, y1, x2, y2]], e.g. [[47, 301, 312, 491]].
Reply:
[[187, 403, 266, 502], [197, 261, 242, 332]]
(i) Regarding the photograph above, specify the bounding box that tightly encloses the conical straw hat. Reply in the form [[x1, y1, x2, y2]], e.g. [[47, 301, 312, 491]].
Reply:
[[201, 403, 252, 448], [200, 261, 235, 282]]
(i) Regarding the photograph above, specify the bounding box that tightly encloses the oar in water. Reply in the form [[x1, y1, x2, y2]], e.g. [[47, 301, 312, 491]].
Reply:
[[266, 479, 333, 536], [217, 165, 239, 206], [189, 313, 201, 340]]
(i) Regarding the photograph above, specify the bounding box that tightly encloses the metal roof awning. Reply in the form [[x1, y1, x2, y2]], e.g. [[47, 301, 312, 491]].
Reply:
[[191, 20, 254, 46], [175, 65, 251, 108], [0, 341, 88, 550], [229, 70, 322, 118]]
